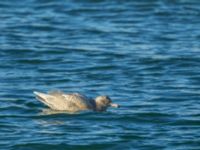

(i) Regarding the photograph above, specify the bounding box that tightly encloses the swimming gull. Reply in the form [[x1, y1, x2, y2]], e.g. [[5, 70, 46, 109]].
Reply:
[[33, 91, 119, 112]]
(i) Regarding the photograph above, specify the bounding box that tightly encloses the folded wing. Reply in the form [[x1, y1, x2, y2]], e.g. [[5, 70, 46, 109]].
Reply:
[[34, 91, 91, 111]]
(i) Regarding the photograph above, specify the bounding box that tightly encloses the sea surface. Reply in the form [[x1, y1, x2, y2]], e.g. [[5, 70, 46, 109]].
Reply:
[[1, 0, 200, 150]]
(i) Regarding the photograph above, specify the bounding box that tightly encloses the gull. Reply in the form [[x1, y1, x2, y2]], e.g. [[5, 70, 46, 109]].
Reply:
[[33, 91, 119, 112]]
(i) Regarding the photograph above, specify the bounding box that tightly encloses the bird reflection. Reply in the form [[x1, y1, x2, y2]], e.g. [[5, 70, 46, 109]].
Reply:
[[39, 108, 78, 115]]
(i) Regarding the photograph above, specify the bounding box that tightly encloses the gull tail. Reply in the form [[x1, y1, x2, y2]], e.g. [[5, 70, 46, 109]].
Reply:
[[33, 91, 55, 108]]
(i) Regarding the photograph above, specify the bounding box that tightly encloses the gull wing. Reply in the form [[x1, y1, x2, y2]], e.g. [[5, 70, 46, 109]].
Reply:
[[34, 91, 91, 111]]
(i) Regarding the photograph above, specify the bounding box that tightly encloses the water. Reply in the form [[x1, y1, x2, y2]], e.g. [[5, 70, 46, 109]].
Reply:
[[1, 0, 200, 149]]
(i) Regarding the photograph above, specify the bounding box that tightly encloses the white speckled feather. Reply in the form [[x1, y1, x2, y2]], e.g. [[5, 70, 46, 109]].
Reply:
[[34, 91, 92, 111]]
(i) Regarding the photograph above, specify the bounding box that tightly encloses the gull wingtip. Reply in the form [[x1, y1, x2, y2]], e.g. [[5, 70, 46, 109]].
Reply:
[[33, 91, 40, 95]]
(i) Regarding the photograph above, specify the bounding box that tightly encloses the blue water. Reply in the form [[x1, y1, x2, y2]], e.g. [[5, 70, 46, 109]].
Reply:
[[1, 0, 200, 149]]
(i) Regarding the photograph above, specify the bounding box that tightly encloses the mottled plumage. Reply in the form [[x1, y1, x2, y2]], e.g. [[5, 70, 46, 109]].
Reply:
[[34, 91, 119, 112]]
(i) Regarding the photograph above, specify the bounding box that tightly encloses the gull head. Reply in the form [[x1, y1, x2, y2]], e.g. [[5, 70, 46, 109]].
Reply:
[[95, 95, 119, 111]]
